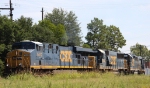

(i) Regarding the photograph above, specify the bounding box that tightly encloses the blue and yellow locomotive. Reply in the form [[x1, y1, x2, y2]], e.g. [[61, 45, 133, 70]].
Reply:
[[5, 40, 145, 74], [6, 40, 98, 72]]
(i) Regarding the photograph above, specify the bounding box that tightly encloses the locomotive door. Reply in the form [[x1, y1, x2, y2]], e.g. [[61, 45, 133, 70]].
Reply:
[[124, 54, 131, 71], [124, 59, 127, 68], [36, 44, 44, 68], [88, 56, 96, 68]]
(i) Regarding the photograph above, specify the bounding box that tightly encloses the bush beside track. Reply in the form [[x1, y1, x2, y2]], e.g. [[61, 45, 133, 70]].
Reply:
[[0, 72, 150, 88], [0, 59, 4, 76]]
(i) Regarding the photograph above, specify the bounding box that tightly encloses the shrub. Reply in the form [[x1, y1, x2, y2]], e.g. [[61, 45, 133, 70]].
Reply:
[[0, 59, 4, 76]]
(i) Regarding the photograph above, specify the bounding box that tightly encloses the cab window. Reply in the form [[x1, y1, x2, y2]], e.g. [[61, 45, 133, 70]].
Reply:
[[36, 44, 43, 51]]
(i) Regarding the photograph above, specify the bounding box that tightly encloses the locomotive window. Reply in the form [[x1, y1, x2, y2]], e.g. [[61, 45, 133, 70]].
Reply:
[[124, 55, 128, 58], [27, 44, 35, 49], [36, 45, 43, 51], [12, 42, 35, 49], [105, 51, 109, 55], [117, 54, 124, 58], [12, 44, 21, 49]]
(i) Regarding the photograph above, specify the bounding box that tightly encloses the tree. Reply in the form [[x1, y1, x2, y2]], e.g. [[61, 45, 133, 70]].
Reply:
[[85, 18, 126, 51], [0, 59, 4, 76], [55, 24, 68, 45], [85, 18, 106, 49], [82, 43, 90, 48], [130, 43, 150, 59], [37, 19, 68, 45], [45, 8, 82, 46], [32, 24, 55, 43], [147, 51, 150, 60], [0, 15, 16, 61], [104, 25, 126, 51], [14, 16, 33, 41]]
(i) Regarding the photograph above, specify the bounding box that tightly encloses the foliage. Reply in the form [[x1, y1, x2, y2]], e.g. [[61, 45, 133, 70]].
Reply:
[[0, 44, 5, 55], [14, 15, 33, 41], [85, 18, 126, 51], [45, 8, 82, 46], [55, 24, 68, 45], [32, 24, 55, 43], [130, 43, 150, 59], [86, 18, 107, 49], [0, 59, 4, 76], [0, 15, 16, 61], [0, 15, 69, 66], [37, 19, 68, 45], [0, 72, 150, 88], [82, 43, 90, 48], [103, 25, 126, 51]]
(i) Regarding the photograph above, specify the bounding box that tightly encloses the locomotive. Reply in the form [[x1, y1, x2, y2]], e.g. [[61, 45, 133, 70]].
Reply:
[[5, 40, 145, 74]]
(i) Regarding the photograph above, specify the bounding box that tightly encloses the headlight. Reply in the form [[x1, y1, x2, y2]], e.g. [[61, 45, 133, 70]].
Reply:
[[6, 64, 9, 66], [19, 63, 22, 66]]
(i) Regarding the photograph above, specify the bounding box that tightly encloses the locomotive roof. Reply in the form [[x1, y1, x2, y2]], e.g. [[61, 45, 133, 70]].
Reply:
[[117, 52, 133, 58], [73, 46, 97, 53], [21, 40, 43, 46]]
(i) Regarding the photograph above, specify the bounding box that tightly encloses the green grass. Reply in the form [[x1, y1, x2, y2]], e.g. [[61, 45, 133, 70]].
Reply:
[[0, 72, 150, 88]]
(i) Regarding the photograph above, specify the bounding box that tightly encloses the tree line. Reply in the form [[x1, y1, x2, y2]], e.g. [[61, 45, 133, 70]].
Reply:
[[0, 8, 149, 75]]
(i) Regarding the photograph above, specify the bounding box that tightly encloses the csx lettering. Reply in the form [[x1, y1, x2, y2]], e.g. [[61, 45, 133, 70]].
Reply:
[[110, 56, 116, 65], [60, 51, 72, 62], [132, 59, 134, 66]]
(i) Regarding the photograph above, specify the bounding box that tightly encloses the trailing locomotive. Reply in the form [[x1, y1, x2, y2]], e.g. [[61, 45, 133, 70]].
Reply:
[[5, 40, 145, 74]]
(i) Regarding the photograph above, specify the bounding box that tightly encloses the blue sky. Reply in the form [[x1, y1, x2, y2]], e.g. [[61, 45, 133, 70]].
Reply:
[[1, 0, 150, 53]]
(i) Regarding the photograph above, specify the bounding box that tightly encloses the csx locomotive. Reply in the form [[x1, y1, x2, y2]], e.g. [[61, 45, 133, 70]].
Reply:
[[5, 40, 145, 74]]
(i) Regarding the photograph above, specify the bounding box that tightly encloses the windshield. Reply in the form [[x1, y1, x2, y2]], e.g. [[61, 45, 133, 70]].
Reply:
[[12, 42, 35, 49]]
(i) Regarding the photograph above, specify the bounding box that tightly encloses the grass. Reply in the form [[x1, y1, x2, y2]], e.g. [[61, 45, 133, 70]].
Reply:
[[0, 72, 150, 88]]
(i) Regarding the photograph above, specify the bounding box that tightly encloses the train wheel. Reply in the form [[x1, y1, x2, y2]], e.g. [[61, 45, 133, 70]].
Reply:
[[120, 70, 125, 75]]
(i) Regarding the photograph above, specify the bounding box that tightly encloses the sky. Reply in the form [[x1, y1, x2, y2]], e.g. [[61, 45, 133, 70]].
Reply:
[[1, 0, 150, 53]]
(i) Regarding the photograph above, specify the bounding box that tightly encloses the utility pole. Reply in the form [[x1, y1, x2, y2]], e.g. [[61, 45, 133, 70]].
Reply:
[[0, 0, 14, 21], [41, 7, 44, 20], [9, 0, 13, 21]]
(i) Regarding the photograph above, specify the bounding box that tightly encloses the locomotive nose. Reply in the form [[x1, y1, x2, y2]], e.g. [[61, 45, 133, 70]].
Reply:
[[6, 50, 30, 68]]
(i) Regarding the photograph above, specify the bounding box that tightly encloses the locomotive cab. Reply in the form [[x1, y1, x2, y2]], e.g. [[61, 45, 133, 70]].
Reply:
[[6, 40, 43, 72]]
